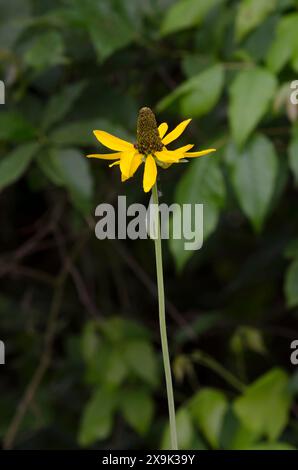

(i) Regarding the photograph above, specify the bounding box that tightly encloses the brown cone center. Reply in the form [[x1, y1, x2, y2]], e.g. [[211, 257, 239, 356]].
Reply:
[[136, 107, 163, 155]]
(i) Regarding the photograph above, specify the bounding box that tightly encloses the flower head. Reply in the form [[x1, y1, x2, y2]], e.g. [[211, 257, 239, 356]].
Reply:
[[87, 107, 216, 192]]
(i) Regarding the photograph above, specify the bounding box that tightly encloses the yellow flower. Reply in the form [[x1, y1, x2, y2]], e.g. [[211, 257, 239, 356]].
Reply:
[[87, 107, 216, 193]]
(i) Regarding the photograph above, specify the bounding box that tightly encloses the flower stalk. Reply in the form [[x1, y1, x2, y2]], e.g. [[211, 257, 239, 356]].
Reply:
[[152, 182, 178, 450]]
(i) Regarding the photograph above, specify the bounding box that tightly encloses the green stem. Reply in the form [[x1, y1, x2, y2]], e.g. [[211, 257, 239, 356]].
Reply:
[[152, 182, 178, 450]]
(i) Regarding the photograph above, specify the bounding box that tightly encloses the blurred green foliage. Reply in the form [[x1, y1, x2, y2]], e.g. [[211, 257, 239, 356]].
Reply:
[[0, 0, 298, 450]]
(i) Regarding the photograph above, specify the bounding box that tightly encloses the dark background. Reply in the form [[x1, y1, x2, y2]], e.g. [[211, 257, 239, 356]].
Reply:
[[0, 0, 298, 450]]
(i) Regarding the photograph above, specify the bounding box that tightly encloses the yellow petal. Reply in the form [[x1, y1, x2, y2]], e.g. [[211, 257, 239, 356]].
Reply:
[[172, 144, 194, 153], [155, 145, 193, 163], [143, 155, 157, 192], [86, 152, 122, 160], [162, 119, 192, 145], [109, 160, 120, 167], [121, 173, 129, 182], [130, 153, 143, 176], [158, 122, 168, 139], [155, 150, 181, 163], [120, 150, 136, 178], [185, 148, 216, 158], [93, 130, 133, 152]]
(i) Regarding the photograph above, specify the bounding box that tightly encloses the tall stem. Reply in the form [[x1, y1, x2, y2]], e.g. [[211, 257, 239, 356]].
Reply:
[[152, 182, 178, 450]]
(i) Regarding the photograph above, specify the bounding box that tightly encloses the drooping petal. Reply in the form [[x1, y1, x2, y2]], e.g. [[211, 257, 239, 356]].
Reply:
[[87, 152, 122, 160], [158, 122, 168, 139], [121, 173, 129, 182], [185, 148, 216, 158], [162, 118, 192, 145], [155, 144, 193, 163], [93, 130, 133, 152], [109, 160, 120, 167], [155, 150, 181, 163], [172, 144, 194, 154], [120, 150, 136, 178], [143, 155, 157, 192], [130, 153, 143, 176]]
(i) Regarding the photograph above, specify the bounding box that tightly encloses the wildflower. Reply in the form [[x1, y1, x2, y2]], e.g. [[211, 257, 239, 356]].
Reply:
[[87, 107, 216, 192]]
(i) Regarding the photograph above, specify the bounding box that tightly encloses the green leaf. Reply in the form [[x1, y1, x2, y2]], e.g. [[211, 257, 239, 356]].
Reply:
[[180, 65, 223, 117], [227, 134, 278, 231], [235, 0, 277, 42], [84, 342, 126, 387], [50, 121, 98, 147], [121, 388, 154, 435], [234, 368, 291, 441], [157, 64, 224, 117], [289, 131, 298, 186], [170, 155, 225, 271], [104, 349, 129, 386], [42, 82, 85, 131], [160, 0, 224, 36], [0, 112, 36, 142], [162, 407, 194, 450], [36, 149, 65, 186], [284, 258, 298, 308], [0, 142, 39, 190], [24, 31, 65, 71], [0, 0, 31, 49], [267, 13, 298, 72], [220, 407, 259, 450], [285, 239, 298, 259], [189, 388, 228, 448], [81, 322, 100, 363], [124, 340, 158, 387], [78, 387, 118, 446], [241, 15, 279, 63], [38, 148, 93, 214], [182, 54, 216, 78], [228, 67, 277, 147], [88, 16, 134, 62], [55, 148, 93, 213], [82, 318, 151, 387], [70, 0, 135, 61], [50, 119, 130, 147], [100, 316, 150, 344]]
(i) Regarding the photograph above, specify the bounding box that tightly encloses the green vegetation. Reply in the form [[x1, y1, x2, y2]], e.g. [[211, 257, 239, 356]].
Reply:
[[0, 0, 298, 450]]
